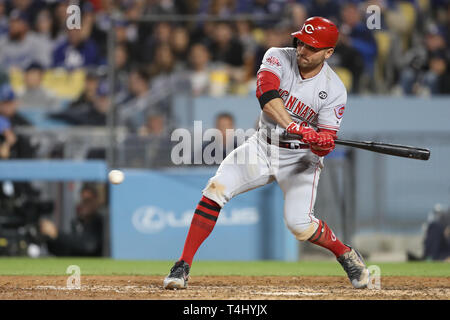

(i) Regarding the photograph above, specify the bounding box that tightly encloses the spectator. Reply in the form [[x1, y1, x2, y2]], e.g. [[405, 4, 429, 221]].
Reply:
[[443, 3, 450, 48], [119, 112, 173, 168], [18, 62, 60, 110], [137, 112, 173, 167], [119, 68, 153, 130], [399, 24, 449, 95], [214, 112, 239, 158], [114, 44, 131, 104], [0, 0, 8, 37], [290, 2, 308, 26], [123, 0, 145, 22], [0, 111, 36, 167], [339, 2, 377, 89], [34, 9, 56, 53], [327, 36, 365, 94], [0, 115, 15, 159], [113, 19, 140, 65], [306, 0, 341, 24], [253, 26, 287, 75], [208, 21, 244, 67], [142, 22, 173, 64], [52, 0, 73, 42], [190, 20, 216, 46], [48, 67, 104, 123], [149, 43, 191, 115], [49, 80, 110, 126], [0, 114, 34, 159], [422, 50, 450, 94], [208, 21, 247, 94], [196, 112, 239, 165], [68, 67, 105, 109], [39, 184, 104, 257], [6, 0, 44, 20], [247, 0, 286, 27], [0, 83, 31, 127], [188, 43, 213, 96], [52, 28, 104, 69], [87, 80, 111, 126], [144, 0, 179, 15], [236, 19, 259, 81], [170, 26, 191, 66], [202, 0, 237, 17], [138, 112, 168, 137], [0, 9, 52, 69], [90, 0, 118, 53], [148, 44, 176, 77]]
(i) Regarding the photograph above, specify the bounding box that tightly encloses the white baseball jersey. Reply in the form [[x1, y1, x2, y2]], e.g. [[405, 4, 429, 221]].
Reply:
[[202, 47, 348, 242], [257, 47, 347, 142]]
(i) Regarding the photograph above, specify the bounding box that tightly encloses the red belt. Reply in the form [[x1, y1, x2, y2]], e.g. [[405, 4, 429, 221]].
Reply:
[[266, 136, 310, 150]]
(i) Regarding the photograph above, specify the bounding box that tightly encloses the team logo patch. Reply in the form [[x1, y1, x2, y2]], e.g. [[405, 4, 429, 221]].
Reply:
[[318, 91, 327, 99], [303, 24, 315, 34], [334, 104, 345, 119], [266, 56, 281, 67]]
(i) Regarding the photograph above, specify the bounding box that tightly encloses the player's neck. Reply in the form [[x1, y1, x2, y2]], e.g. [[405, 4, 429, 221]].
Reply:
[[298, 62, 324, 80]]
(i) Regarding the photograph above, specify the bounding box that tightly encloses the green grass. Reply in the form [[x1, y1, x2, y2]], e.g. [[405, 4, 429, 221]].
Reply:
[[0, 258, 449, 277]]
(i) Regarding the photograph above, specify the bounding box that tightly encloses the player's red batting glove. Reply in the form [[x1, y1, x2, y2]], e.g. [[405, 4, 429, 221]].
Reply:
[[309, 130, 338, 157], [316, 131, 336, 148], [310, 144, 333, 157], [302, 129, 320, 144], [286, 122, 319, 143]]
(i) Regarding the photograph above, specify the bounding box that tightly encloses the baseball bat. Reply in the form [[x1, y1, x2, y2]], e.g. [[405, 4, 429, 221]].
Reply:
[[283, 132, 430, 161]]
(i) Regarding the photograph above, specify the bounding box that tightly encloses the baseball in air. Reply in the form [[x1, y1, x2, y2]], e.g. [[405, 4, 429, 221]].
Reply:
[[108, 170, 124, 184]]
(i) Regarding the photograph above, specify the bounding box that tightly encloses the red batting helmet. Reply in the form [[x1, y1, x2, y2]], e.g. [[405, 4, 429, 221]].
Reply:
[[291, 17, 339, 49]]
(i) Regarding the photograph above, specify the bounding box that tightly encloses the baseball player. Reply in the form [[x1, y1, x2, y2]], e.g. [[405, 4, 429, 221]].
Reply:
[[164, 17, 370, 290]]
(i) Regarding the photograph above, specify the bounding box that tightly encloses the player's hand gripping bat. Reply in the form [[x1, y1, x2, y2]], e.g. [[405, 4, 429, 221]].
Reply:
[[282, 131, 431, 161]]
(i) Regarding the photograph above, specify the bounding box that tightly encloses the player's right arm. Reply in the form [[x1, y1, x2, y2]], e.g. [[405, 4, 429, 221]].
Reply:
[[256, 48, 316, 139], [256, 70, 292, 128]]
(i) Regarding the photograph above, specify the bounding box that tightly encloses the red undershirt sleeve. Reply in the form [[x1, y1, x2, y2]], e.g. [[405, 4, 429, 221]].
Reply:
[[256, 70, 281, 109]]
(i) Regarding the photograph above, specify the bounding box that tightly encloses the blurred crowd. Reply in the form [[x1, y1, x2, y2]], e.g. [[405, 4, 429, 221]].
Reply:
[[0, 0, 450, 112], [0, 0, 449, 160]]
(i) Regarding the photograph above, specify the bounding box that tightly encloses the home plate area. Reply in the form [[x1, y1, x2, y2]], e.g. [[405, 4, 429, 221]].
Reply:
[[0, 276, 448, 299]]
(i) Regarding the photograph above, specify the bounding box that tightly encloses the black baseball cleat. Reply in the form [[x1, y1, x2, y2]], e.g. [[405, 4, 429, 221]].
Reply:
[[337, 246, 370, 289], [163, 260, 190, 290]]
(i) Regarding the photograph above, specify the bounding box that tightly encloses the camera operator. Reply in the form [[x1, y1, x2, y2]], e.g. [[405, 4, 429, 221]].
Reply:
[[0, 115, 48, 256], [0, 114, 38, 201], [39, 184, 104, 256], [407, 204, 450, 262]]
